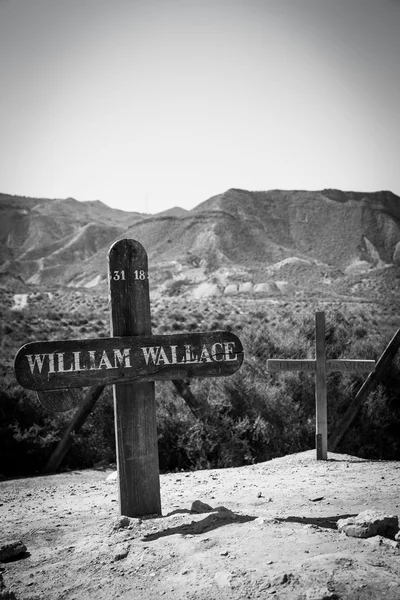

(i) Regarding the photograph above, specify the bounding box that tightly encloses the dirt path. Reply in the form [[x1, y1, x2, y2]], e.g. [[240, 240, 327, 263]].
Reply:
[[1, 451, 400, 599]]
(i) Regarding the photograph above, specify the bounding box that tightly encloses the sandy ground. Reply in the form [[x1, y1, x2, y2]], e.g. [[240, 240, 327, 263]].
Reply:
[[1, 450, 400, 600]]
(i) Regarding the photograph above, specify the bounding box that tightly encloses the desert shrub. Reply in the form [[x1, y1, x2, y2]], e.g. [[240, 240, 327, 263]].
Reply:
[[0, 380, 116, 477], [180, 417, 255, 470], [156, 382, 199, 471], [0, 385, 60, 476], [165, 278, 191, 297], [9, 421, 61, 474], [164, 307, 399, 469], [1, 297, 399, 477], [74, 388, 116, 465], [339, 385, 400, 459], [47, 310, 62, 321]]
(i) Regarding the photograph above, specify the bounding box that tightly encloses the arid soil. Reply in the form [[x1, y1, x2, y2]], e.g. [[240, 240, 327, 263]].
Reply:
[[1, 451, 400, 600]]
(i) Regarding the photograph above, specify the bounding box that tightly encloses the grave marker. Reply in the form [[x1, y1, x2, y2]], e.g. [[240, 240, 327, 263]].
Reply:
[[14, 239, 244, 517], [267, 311, 375, 460]]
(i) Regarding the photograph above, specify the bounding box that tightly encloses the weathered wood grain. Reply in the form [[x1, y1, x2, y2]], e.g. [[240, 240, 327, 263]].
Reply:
[[108, 238, 161, 518], [267, 359, 315, 372], [14, 331, 244, 390], [315, 311, 328, 460], [36, 389, 83, 412], [267, 359, 375, 373], [327, 359, 375, 373]]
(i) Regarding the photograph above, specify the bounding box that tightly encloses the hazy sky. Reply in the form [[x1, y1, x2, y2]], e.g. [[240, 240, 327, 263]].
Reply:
[[1, 0, 399, 214]]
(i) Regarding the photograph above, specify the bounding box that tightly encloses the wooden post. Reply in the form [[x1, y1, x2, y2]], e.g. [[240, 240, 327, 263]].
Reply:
[[329, 327, 400, 451], [108, 239, 161, 517], [315, 311, 328, 460], [172, 380, 210, 422]]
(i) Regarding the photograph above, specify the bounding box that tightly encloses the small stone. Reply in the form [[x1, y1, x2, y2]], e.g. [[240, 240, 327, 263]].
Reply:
[[191, 500, 214, 513], [270, 572, 290, 586], [0, 540, 27, 562], [113, 544, 130, 561], [366, 536, 400, 550], [111, 516, 131, 531], [305, 586, 338, 600], [106, 471, 118, 483], [256, 573, 291, 592], [220, 550, 229, 556]]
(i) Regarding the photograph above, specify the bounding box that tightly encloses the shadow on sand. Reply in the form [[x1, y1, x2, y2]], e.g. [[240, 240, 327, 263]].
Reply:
[[142, 508, 256, 541], [276, 514, 357, 530]]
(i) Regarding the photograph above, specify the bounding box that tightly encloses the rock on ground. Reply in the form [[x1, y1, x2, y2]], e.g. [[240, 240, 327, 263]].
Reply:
[[0, 541, 26, 562], [337, 510, 399, 539]]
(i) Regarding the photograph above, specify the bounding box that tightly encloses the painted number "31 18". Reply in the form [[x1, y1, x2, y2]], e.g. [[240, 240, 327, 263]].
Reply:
[[112, 270, 148, 281]]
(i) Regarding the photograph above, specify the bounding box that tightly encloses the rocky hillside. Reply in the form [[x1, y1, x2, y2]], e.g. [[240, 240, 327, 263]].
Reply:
[[193, 188, 400, 267], [1, 189, 399, 300], [0, 193, 144, 284]]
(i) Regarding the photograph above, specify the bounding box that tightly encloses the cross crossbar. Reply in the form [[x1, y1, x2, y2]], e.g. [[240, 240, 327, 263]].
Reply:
[[15, 331, 244, 390], [267, 359, 375, 373]]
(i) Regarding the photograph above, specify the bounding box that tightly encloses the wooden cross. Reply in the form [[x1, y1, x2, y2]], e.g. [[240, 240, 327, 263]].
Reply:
[[15, 239, 244, 517], [267, 311, 375, 460]]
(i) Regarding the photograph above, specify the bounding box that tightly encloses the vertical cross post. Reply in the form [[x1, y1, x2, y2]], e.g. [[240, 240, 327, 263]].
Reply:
[[108, 239, 161, 517], [315, 312, 328, 460]]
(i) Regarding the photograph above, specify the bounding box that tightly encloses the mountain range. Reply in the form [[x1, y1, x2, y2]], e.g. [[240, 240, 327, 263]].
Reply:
[[1, 188, 399, 301]]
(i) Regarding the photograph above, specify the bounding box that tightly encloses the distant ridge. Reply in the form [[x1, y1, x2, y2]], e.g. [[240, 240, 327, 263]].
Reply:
[[0, 189, 399, 298], [155, 206, 189, 218]]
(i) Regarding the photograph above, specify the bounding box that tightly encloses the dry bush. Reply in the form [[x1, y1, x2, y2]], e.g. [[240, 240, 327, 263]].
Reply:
[[1, 295, 399, 476]]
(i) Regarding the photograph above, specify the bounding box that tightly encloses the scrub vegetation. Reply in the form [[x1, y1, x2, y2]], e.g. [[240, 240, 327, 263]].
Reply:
[[1, 289, 399, 478]]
